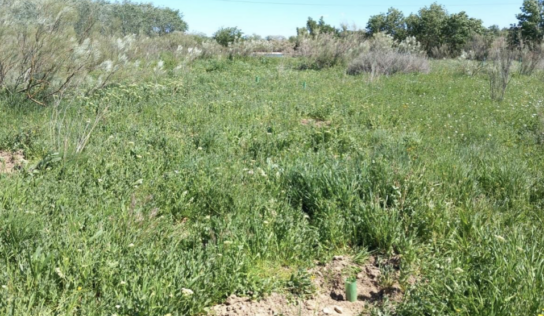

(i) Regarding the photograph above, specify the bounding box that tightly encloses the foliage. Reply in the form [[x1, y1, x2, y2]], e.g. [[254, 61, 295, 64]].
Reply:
[[514, 0, 544, 48], [295, 33, 365, 70], [213, 27, 243, 47], [367, 3, 485, 57], [69, 0, 188, 39], [347, 51, 430, 77], [0, 0, 192, 105], [366, 8, 407, 41], [297, 16, 339, 39], [408, 3, 485, 57]]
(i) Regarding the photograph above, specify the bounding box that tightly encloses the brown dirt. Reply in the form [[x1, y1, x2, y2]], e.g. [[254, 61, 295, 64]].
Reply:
[[0, 150, 25, 174], [210, 256, 406, 316], [301, 119, 331, 128]]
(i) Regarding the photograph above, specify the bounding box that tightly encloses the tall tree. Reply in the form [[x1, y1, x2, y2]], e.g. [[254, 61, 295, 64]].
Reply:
[[406, 3, 449, 55], [515, 0, 544, 47], [366, 8, 407, 41]]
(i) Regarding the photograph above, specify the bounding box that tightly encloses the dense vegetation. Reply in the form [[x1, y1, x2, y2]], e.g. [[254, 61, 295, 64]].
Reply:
[[1, 1, 544, 316]]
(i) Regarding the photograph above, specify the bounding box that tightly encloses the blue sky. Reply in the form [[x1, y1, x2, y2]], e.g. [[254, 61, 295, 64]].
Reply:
[[150, 0, 524, 37]]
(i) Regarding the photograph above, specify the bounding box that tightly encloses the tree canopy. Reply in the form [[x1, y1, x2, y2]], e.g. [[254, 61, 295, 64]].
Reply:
[[513, 0, 544, 47]]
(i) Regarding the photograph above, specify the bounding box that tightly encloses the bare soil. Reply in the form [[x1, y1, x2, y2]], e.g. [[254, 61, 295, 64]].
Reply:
[[210, 256, 406, 316], [0, 150, 25, 174]]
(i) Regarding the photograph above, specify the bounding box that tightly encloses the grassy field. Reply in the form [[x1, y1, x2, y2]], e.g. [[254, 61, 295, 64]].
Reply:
[[1, 57, 544, 315]]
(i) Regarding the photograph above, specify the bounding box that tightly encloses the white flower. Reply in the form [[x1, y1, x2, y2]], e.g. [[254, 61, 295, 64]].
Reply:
[[1, 285, 7, 290], [120, 281, 127, 286], [223, 240, 233, 245], [115, 305, 121, 309], [128, 243, 135, 248], [181, 288, 194, 296]]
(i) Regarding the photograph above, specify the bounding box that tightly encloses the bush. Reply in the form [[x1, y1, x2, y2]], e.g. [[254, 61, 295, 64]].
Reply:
[[295, 33, 366, 70], [463, 34, 494, 61], [347, 51, 430, 77], [0, 1, 116, 105], [518, 45, 544, 76], [488, 38, 515, 101]]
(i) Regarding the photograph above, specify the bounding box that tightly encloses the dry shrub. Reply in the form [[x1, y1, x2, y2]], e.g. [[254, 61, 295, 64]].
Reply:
[[431, 44, 451, 59], [347, 51, 430, 77], [0, 0, 130, 105], [347, 33, 429, 78], [488, 38, 515, 101], [295, 33, 366, 70], [518, 45, 544, 76], [462, 34, 493, 61]]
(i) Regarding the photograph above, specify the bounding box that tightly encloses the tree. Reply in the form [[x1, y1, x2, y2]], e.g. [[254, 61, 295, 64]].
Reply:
[[213, 27, 243, 47], [442, 12, 484, 56], [72, 0, 188, 38], [300, 16, 339, 38], [406, 3, 449, 55], [402, 3, 483, 57], [514, 0, 544, 47], [110, 1, 188, 37], [366, 8, 407, 41]]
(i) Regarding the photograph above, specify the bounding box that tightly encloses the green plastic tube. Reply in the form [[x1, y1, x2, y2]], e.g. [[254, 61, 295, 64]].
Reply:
[[345, 280, 357, 302]]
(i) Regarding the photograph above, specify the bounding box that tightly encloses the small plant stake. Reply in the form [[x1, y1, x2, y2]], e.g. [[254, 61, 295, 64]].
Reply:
[[345, 278, 357, 302], [256, 76, 260, 83], [303, 82, 307, 89]]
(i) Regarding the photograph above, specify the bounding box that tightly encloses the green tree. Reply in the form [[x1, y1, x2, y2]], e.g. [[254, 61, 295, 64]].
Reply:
[[300, 17, 339, 38], [403, 3, 483, 57], [366, 8, 407, 41], [110, 1, 188, 37], [406, 3, 449, 55], [514, 0, 544, 47], [213, 27, 243, 47], [442, 12, 484, 56]]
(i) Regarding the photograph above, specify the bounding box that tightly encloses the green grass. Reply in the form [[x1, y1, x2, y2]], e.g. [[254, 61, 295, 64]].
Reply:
[[1, 58, 544, 315]]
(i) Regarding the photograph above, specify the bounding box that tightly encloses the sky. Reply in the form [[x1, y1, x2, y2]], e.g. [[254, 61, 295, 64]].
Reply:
[[150, 0, 524, 38]]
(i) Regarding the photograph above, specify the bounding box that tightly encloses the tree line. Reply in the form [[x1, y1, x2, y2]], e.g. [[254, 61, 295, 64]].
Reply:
[[293, 1, 544, 57]]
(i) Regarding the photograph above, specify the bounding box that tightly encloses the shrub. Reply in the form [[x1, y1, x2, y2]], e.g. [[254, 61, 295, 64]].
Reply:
[[518, 45, 544, 75], [347, 51, 430, 77], [488, 38, 515, 101], [463, 34, 494, 61], [295, 33, 366, 70], [0, 0, 131, 105]]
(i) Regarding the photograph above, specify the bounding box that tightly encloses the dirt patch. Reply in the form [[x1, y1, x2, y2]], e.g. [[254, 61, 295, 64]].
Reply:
[[210, 256, 405, 316], [301, 119, 331, 128], [0, 150, 25, 174]]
